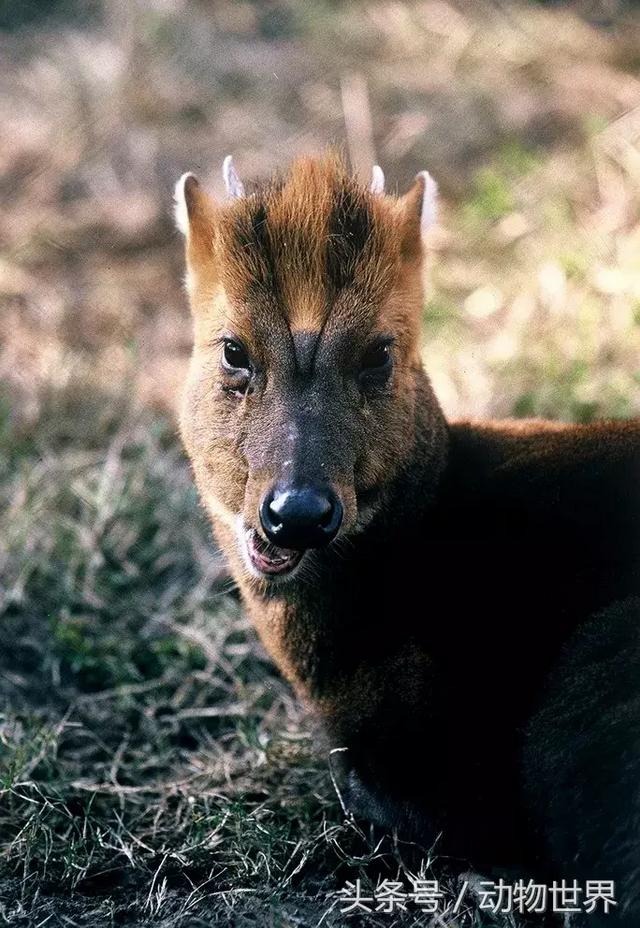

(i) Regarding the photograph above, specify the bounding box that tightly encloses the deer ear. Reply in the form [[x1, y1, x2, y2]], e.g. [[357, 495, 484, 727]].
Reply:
[[174, 172, 217, 272], [398, 170, 437, 258]]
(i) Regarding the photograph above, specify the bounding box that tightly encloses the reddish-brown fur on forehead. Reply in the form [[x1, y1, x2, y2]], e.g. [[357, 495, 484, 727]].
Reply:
[[214, 153, 408, 331]]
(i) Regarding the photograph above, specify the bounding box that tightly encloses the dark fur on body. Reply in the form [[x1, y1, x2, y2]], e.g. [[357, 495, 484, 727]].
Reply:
[[264, 413, 640, 874], [176, 154, 640, 924]]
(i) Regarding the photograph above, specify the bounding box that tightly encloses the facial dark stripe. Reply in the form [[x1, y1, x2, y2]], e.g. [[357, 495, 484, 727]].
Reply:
[[292, 331, 320, 376], [232, 200, 277, 295], [327, 184, 372, 291]]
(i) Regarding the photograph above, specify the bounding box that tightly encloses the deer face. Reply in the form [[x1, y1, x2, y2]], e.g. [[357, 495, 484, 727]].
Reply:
[[177, 154, 438, 586]]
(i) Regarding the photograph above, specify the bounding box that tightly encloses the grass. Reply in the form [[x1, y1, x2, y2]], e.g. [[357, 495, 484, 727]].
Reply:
[[0, 391, 331, 925]]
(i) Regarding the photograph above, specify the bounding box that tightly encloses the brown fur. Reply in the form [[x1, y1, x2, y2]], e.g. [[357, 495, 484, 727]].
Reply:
[[177, 153, 640, 921]]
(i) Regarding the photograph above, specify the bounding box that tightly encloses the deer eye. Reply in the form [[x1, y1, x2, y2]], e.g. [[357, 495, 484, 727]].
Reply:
[[222, 339, 251, 372], [361, 340, 392, 375]]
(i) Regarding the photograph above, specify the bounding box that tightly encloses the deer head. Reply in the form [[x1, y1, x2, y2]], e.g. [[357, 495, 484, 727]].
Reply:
[[176, 152, 441, 587]]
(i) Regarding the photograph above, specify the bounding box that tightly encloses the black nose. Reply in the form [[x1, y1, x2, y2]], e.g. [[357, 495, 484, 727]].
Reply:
[[259, 484, 343, 550]]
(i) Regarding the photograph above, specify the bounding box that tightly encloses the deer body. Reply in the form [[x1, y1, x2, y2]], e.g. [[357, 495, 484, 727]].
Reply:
[[176, 155, 640, 922]]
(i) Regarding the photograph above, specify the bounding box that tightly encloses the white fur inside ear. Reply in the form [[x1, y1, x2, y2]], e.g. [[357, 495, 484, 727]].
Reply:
[[223, 155, 245, 199], [174, 172, 195, 236], [370, 164, 385, 195], [417, 170, 437, 234]]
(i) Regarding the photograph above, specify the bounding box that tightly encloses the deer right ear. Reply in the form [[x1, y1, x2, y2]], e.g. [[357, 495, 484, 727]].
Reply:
[[174, 172, 217, 274], [397, 170, 438, 259]]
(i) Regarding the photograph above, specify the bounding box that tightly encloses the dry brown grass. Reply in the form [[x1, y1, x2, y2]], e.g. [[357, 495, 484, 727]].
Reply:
[[2, 0, 639, 426]]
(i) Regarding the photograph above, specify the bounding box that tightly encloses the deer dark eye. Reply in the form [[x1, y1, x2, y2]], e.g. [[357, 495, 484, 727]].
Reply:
[[361, 340, 392, 375], [222, 339, 251, 372]]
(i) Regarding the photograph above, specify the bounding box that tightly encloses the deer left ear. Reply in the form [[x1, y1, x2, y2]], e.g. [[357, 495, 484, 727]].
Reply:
[[174, 173, 215, 235], [174, 172, 217, 276], [398, 170, 437, 257]]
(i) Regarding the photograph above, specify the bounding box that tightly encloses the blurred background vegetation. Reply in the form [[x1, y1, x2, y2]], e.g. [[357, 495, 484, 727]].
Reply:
[[2, 0, 640, 427], [1, 1, 640, 925]]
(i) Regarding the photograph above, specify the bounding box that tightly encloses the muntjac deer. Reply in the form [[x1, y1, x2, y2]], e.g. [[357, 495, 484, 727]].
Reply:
[[175, 153, 640, 925]]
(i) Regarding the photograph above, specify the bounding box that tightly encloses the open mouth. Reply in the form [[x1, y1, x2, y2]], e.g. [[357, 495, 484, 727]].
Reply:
[[244, 527, 304, 577]]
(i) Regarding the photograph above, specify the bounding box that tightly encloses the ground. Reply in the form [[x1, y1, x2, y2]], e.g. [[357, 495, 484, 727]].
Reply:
[[1, 1, 640, 925]]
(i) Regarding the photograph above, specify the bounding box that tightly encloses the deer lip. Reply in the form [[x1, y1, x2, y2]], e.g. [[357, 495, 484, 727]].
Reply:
[[245, 527, 303, 576]]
